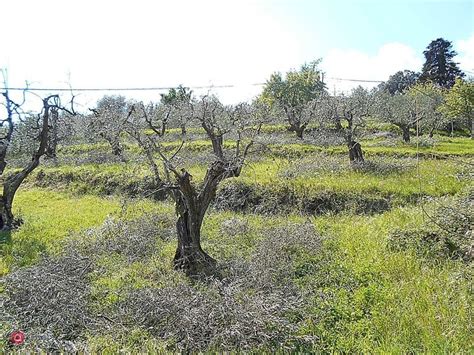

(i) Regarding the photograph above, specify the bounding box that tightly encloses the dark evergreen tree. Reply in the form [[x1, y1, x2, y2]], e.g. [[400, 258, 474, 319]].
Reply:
[[381, 70, 420, 95], [419, 38, 465, 88]]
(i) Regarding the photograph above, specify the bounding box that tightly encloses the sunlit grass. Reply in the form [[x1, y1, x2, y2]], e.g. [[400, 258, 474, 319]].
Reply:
[[26, 154, 469, 206], [309, 205, 472, 352], [236, 157, 467, 201], [1, 134, 472, 352], [0, 189, 169, 275], [2, 188, 472, 352]]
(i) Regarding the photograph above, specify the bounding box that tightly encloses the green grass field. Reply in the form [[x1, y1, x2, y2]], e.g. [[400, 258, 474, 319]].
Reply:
[[1, 132, 473, 352]]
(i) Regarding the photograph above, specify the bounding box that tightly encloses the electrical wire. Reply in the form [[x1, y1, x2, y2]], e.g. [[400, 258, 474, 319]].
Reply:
[[2, 76, 387, 92]]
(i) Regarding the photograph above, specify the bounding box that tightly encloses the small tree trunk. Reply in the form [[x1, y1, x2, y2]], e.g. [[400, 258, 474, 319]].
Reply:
[[471, 118, 473, 139], [401, 125, 410, 142], [295, 126, 304, 139], [46, 107, 59, 161], [348, 140, 364, 163], [110, 138, 126, 162], [210, 135, 224, 158], [288, 123, 305, 139], [346, 117, 364, 164], [45, 141, 59, 166], [285, 108, 307, 139], [173, 211, 216, 275], [111, 140, 123, 158], [0, 161, 40, 230], [0, 195, 14, 230], [102, 134, 125, 161]]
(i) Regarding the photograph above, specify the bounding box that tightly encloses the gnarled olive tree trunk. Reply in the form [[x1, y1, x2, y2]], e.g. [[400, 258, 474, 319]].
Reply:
[[284, 107, 307, 139], [174, 211, 215, 273], [0, 95, 53, 230], [0, 158, 41, 229], [288, 123, 306, 139], [172, 160, 240, 274], [348, 140, 364, 163], [401, 124, 410, 142], [345, 113, 364, 164]]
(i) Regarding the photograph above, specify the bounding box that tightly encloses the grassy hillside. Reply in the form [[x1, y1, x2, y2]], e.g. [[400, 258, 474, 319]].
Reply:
[[1, 132, 472, 352]]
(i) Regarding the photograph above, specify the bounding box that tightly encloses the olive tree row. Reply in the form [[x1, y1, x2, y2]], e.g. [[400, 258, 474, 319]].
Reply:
[[374, 82, 447, 141], [85, 88, 194, 160]]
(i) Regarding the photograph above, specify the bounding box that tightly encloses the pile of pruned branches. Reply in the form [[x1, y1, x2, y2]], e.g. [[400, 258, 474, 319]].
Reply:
[[1, 219, 322, 352]]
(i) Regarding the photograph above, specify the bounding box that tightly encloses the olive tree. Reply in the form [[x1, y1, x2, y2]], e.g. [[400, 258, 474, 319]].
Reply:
[[439, 78, 474, 138], [1, 72, 74, 230], [89, 95, 130, 160], [408, 83, 446, 137], [317, 86, 373, 163], [374, 91, 419, 142], [261, 61, 325, 139], [125, 94, 266, 274]]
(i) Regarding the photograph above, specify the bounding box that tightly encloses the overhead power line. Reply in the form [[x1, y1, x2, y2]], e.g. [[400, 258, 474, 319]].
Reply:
[[2, 76, 388, 92], [326, 77, 384, 83], [3, 83, 267, 92]]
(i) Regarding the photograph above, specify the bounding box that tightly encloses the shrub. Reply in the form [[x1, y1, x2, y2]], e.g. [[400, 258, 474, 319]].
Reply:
[[409, 135, 437, 148], [352, 158, 416, 176], [388, 192, 473, 262], [0, 214, 172, 352], [214, 181, 391, 215], [220, 217, 249, 237]]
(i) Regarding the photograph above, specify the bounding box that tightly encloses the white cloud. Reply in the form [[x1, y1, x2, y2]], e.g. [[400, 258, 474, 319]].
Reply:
[[456, 33, 474, 76], [321, 42, 423, 94], [321, 35, 474, 95]]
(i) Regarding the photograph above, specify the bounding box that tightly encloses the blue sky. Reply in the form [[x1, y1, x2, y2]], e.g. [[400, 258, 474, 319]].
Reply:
[[270, 0, 473, 55], [1, 0, 473, 108]]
